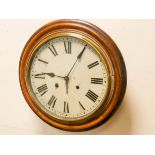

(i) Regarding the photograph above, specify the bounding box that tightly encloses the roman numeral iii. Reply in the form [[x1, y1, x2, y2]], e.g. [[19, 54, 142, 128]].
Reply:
[[86, 90, 98, 102], [47, 95, 57, 108], [64, 41, 71, 54], [91, 78, 103, 84], [37, 84, 48, 96], [64, 102, 69, 113], [88, 61, 99, 69]]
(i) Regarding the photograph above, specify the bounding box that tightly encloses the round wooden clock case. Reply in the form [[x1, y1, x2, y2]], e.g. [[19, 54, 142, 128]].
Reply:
[[19, 20, 127, 131]]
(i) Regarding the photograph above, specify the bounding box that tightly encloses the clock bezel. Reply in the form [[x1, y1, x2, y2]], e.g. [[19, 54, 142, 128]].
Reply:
[[19, 20, 127, 131], [26, 31, 113, 123]]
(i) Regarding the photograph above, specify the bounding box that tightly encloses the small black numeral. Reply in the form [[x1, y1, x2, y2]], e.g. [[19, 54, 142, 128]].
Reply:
[[91, 78, 103, 84], [64, 102, 69, 113], [47, 95, 57, 108], [37, 84, 48, 96], [79, 102, 85, 110], [86, 90, 98, 102], [88, 61, 99, 69], [48, 45, 58, 56], [64, 41, 71, 54], [38, 59, 48, 64]]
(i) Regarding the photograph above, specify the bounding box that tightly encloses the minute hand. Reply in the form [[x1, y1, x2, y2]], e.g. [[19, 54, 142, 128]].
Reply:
[[67, 45, 87, 77]]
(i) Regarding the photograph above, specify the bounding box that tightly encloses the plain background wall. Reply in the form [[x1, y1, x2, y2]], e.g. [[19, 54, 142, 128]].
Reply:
[[0, 20, 155, 134]]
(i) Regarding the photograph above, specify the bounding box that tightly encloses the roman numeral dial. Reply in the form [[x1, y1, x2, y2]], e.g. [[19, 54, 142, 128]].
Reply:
[[29, 36, 108, 120]]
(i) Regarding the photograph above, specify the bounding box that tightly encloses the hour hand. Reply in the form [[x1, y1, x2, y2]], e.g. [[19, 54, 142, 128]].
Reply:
[[34, 73, 65, 79], [45, 73, 56, 77]]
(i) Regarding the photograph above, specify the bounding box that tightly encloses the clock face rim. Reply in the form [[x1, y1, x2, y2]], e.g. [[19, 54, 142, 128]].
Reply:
[[26, 32, 113, 123], [19, 19, 127, 131]]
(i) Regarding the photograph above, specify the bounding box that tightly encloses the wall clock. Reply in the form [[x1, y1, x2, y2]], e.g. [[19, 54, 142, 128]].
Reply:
[[19, 19, 127, 131]]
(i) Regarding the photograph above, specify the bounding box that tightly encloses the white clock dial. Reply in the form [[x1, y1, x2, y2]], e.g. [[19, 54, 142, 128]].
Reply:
[[29, 36, 109, 120]]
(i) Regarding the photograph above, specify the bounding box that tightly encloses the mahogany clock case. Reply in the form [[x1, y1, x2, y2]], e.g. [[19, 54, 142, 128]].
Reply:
[[19, 20, 127, 131]]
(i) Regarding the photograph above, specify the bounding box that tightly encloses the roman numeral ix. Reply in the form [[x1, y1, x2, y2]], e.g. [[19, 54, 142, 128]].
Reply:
[[88, 61, 99, 69], [91, 78, 103, 84], [64, 41, 71, 54], [37, 84, 48, 96], [47, 95, 57, 108], [86, 90, 98, 102], [64, 102, 69, 113]]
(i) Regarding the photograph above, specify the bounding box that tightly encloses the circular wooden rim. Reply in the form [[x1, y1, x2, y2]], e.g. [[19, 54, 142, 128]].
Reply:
[[19, 20, 127, 131]]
